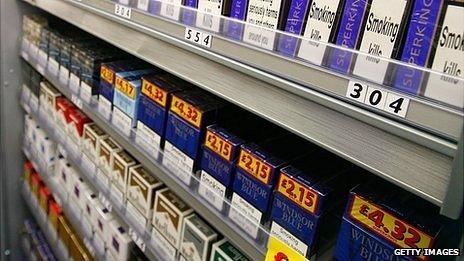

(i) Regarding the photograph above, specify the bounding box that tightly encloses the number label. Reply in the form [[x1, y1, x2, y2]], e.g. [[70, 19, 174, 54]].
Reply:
[[115, 76, 135, 99], [346, 80, 410, 118], [205, 130, 232, 161], [349, 195, 433, 258], [141, 79, 167, 107], [114, 4, 132, 19], [170, 96, 202, 128], [238, 149, 271, 184], [277, 174, 319, 214], [184, 27, 212, 48]]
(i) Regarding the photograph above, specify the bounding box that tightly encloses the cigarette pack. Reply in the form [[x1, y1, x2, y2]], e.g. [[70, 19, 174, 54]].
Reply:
[[55, 97, 76, 129], [24, 161, 34, 185], [210, 238, 250, 261], [99, 60, 151, 108], [113, 69, 158, 127], [242, 0, 292, 50], [69, 234, 92, 261], [276, 0, 313, 56], [126, 165, 164, 222], [48, 201, 63, 233], [58, 216, 73, 250], [39, 135, 56, 165], [297, 0, 344, 65], [137, 74, 190, 149], [151, 226, 178, 261], [67, 109, 91, 146], [39, 81, 61, 115], [71, 177, 91, 212], [182, 0, 198, 26], [110, 151, 137, 197], [152, 187, 194, 249], [334, 183, 444, 261], [164, 90, 229, 179], [425, 2, 464, 107], [30, 172, 43, 199], [180, 214, 218, 261], [107, 218, 134, 260], [98, 137, 123, 178], [352, 0, 411, 83], [393, 0, 443, 94], [270, 151, 355, 257], [83, 191, 99, 224], [94, 204, 115, 240], [329, 0, 370, 73], [82, 123, 108, 161], [195, 0, 231, 32], [38, 186, 52, 213], [199, 117, 284, 210]]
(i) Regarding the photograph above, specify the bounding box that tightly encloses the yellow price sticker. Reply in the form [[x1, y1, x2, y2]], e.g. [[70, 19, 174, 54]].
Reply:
[[265, 236, 307, 261], [238, 149, 271, 184], [170, 95, 202, 128], [115, 76, 136, 99], [277, 174, 319, 214], [100, 65, 114, 84], [141, 79, 167, 107], [349, 195, 433, 260], [205, 130, 232, 161]]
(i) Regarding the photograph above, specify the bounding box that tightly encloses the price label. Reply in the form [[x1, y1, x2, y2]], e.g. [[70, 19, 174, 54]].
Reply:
[[37, 49, 48, 66], [349, 195, 432, 259], [71, 94, 83, 109], [141, 79, 167, 107], [80, 81, 93, 104], [277, 174, 318, 214], [129, 228, 146, 252], [137, 0, 149, 10], [170, 95, 202, 128], [47, 59, 59, 76], [69, 73, 80, 94], [205, 130, 232, 161], [59, 66, 70, 85], [112, 107, 133, 137], [184, 27, 213, 48], [238, 149, 271, 184], [98, 97, 112, 120], [100, 65, 114, 84], [115, 76, 136, 99], [346, 80, 410, 118], [29, 44, 39, 59], [114, 4, 132, 19]]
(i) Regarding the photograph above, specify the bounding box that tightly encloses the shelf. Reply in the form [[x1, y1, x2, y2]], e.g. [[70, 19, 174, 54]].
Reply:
[[20, 30, 463, 220], [20, 84, 269, 260], [24, 0, 463, 145], [22, 143, 106, 260], [21, 183, 69, 261]]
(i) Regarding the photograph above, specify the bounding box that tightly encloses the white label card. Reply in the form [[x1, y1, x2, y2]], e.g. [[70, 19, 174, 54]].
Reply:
[[198, 171, 225, 211], [137, 0, 149, 10], [163, 142, 194, 185], [98, 97, 112, 120], [71, 94, 83, 109], [29, 44, 39, 59], [243, 25, 276, 50], [228, 193, 261, 238], [129, 228, 146, 252], [69, 73, 80, 94], [184, 27, 213, 48], [37, 49, 48, 66], [160, 0, 182, 20], [59, 66, 69, 85], [112, 107, 132, 137], [80, 81, 93, 104], [29, 95, 39, 113], [21, 85, 31, 105], [346, 80, 410, 118], [21, 38, 30, 61], [115, 4, 132, 19], [47, 59, 59, 77]]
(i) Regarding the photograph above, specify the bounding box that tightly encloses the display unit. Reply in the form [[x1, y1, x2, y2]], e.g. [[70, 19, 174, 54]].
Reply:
[[1, 0, 463, 260]]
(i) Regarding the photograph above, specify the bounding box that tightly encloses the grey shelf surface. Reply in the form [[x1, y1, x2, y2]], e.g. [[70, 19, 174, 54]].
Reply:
[[20, 22, 463, 221]]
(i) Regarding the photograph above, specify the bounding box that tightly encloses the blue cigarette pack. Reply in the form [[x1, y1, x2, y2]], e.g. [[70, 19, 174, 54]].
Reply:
[[164, 89, 231, 176], [137, 74, 191, 148], [182, 0, 198, 26], [99, 60, 151, 105], [112, 69, 158, 126], [276, 0, 311, 56], [270, 150, 356, 257], [334, 183, 445, 261]]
